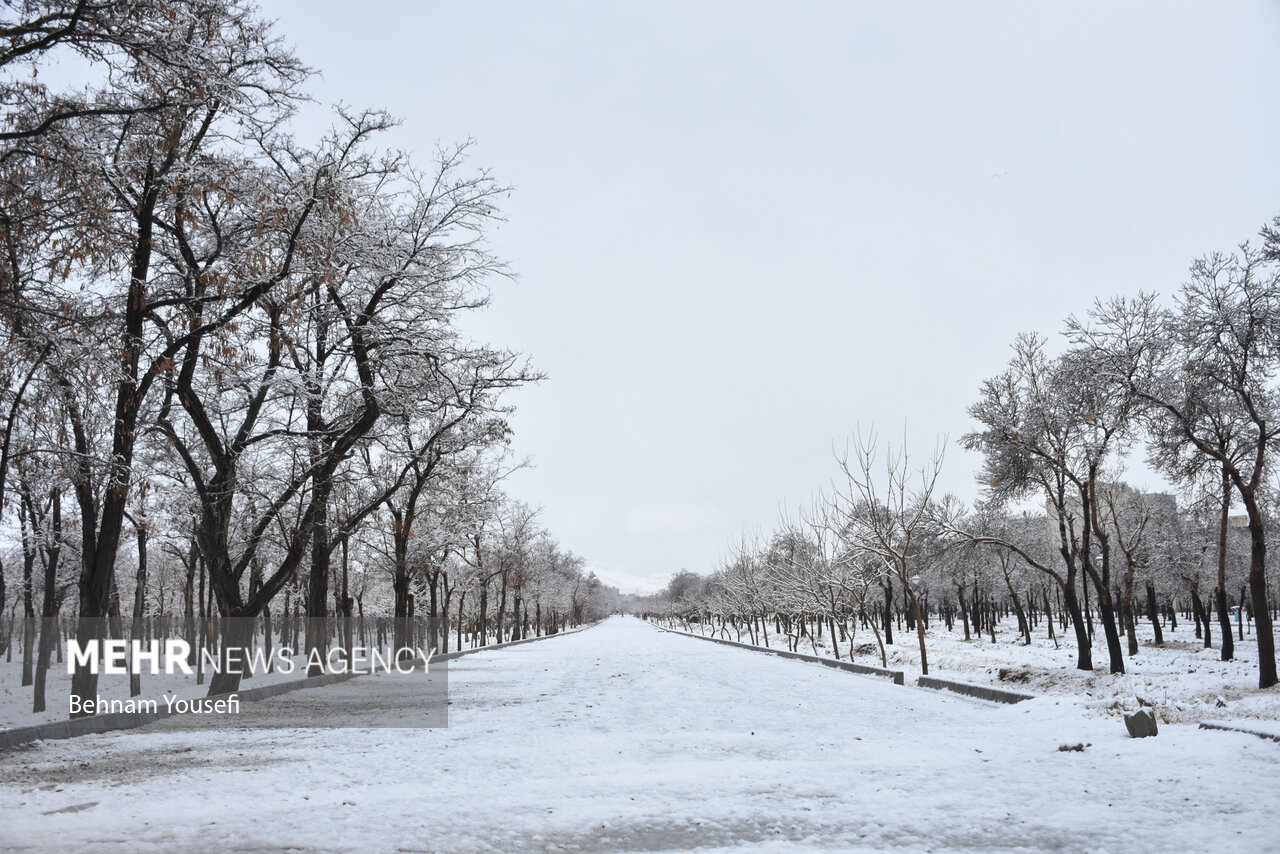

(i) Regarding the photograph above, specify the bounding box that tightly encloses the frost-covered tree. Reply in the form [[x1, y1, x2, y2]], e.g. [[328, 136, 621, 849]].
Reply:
[[1, 0, 311, 709], [1071, 233, 1280, 688], [962, 333, 1138, 673], [834, 429, 945, 675]]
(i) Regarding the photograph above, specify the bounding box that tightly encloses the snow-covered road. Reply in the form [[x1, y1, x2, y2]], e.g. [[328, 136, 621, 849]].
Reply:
[[0, 616, 1276, 853]]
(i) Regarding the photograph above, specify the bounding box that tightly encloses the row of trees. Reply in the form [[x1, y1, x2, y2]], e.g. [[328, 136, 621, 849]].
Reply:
[[655, 217, 1280, 690], [0, 0, 611, 715]]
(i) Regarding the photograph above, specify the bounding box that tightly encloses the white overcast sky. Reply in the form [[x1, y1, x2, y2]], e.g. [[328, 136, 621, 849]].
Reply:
[[260, 0, 1280, 593]]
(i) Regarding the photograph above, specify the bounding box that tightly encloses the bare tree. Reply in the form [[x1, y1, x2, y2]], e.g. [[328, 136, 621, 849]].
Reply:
[[834, 429, 944, 675]]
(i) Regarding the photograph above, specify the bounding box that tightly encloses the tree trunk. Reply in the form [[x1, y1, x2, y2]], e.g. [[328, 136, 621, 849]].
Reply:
[[20, 542, 34, 687], [1086, 568, 1125, 674], [1042, 587, 1057, 646], [495, 572, 507, 643], [1215, 586, 1234, 662], [427, 571, 440, 653], [908, 585, 929, 675], [1242, 508, 1278, 688], [33, 504, 64, 714], [305, 496, 330, 677], [206, 614, 255, 696], [1081, 572, 1094, 641], [392, 568, 411, 658], [129, 520, 148, 697], [456, 590, 466, 652], [196, 552, 207, 685], [1124, 597, 1138, 657], [883, 579, 893, 645], [357, 594, 366, 649], [439, 587, 451, 654], [1145, 582, 1163, 645], [32, 614, 56, 715], [183, 535, 197, 666], [263, 606, 273, 674], [1191, 587, 1210, 648], [1217, 467, 1235, 661], [1012, 590, 1031, 645], [340, 534, 353, 668], [1063, 580, 1092, 671]]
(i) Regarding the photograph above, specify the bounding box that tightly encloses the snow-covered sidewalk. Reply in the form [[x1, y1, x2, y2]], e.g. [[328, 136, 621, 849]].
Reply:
[[0, 615, 1276, 853]]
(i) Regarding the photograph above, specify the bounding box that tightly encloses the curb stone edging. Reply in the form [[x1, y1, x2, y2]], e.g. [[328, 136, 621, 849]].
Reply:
[[657, 625, 906, 685], [433, 621, 597, 663], [653, 623, 1039, 704], [1198, 721, 1280, 743], [916, 675, 1034, 704], [0, 621, 600, 750]]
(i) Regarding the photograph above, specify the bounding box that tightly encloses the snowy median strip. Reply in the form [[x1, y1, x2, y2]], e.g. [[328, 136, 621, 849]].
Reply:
[[659, 626, 1042, 704], [657, 626, 907, 685]]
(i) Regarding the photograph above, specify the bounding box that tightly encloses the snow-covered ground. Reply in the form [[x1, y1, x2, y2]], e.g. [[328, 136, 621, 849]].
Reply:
[[0, 648, 348, 731], [1, 616, 1277, 853], [675, 618, 1280, 725], [0, 632, 499, 731]]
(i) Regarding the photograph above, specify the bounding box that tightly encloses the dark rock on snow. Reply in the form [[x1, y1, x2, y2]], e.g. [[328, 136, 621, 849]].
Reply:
[[1124, 709, 1159, 738]]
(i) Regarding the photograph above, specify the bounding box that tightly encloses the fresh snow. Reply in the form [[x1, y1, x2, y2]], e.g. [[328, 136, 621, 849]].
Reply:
[[676, 618, 1280, 724], [0, 648, 358, 731], [0, 616, 1277, 853]]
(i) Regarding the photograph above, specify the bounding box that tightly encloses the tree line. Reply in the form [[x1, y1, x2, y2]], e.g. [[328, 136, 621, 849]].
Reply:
[[0, 0, 614, 716], [651, 216, 1280, 691]]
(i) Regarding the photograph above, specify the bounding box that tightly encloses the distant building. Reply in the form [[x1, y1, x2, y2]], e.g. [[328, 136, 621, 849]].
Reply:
[[1044, 486, 1180, 566]]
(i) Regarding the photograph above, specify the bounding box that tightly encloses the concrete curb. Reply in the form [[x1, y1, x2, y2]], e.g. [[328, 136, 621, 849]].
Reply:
[[916, 675, 1034, 704], [654, 623, 1040, 704], [0, 622, 599, 750], [1198, 721, 1280, 743], [433, 621, 596, 663], [658, 626, 906, 685]]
